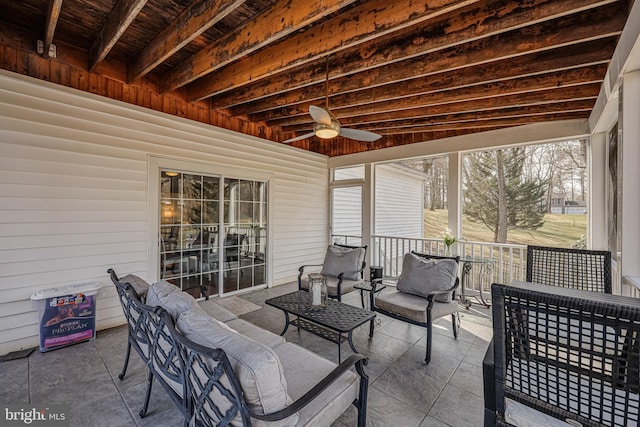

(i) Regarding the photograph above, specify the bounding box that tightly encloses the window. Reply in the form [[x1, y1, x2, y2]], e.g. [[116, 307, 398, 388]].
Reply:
[[159, 171, 267, 298], [461, 140, 587, 247]]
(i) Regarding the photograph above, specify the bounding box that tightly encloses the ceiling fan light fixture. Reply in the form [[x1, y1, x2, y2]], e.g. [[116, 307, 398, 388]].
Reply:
[[314, 121, 340, 139]]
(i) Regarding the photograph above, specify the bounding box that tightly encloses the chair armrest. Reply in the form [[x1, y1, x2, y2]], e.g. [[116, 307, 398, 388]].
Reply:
[[298, 264, 324, 274], [249, 355, 369, 421], [483, 339, 496, 427]]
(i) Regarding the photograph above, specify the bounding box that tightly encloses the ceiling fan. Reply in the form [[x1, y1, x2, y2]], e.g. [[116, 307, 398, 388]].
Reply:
[[283, 58, 382, 144]]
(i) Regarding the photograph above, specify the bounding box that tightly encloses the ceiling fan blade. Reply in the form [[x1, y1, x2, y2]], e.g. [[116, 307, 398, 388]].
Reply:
[[283, 132, 316, 143], [309, 105, 332, 125], [338, 127, 382, 142]]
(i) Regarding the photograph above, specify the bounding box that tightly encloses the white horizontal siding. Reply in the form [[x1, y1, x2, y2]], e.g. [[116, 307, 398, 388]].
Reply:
[[375, 165, 424, 238], [0, 70, 328, 355]]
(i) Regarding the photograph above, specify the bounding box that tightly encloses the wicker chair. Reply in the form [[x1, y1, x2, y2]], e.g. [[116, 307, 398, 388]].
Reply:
[[526, 245, 612, 293], [487, 281, 640, 427]]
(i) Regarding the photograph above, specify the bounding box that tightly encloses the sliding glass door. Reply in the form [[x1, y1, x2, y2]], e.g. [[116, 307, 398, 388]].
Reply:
[[159, 171, 267, 298]]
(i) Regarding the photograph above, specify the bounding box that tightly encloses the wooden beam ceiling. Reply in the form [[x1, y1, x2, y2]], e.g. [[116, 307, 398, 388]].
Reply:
[[0, 0, 631, 156]]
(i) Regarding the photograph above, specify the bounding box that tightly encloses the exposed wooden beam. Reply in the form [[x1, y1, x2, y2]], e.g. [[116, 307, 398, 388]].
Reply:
[[279, 68, 605, 134], [185, 0, 480, 100], [127, 0, 247, 83], [280, 86, 600, 134], [88, 0, 148, 72], [335, 86, 600, 127], [160, 0, 362, 93], [249, 37, 616, 122], [42, 0, 63, 58], [352, 101, 594, 131], [247, 3, 624, 121], [212, 0, 618, 110], [372, 112, 589, 134]]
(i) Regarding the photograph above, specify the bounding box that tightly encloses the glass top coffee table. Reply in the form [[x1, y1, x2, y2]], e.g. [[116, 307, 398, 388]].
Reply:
[[265, 290, 375, 363]]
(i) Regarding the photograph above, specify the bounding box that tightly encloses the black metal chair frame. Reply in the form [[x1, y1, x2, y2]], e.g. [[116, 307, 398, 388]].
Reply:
[[298, 243, 367, 302], [165, 309, 371, 427], [368, 252, 461, 364], [109, 269, 190, 425], [525, 245, 612, 293], [488, 282, 640, 427], [108, 268, 147, 381]]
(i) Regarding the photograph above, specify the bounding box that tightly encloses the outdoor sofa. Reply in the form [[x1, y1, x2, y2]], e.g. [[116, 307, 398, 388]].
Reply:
[[108, 269, 369, 426]]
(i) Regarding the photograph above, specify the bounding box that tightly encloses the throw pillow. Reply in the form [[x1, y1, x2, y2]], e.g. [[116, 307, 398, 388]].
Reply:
[[177, 309, 296, 426], [146, 280, 204, 319], [320, 245, 365, 280], [396, 253, 458, 303], [119, 274, 150, 299]]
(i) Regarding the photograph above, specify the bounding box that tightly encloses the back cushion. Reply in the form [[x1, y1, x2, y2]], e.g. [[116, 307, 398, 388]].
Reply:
[[176, 309, 296, 426], [146, 280, 204, 319], [321, 245, 365, 280], [396, 253, 458, 302], [120, 274, 150, 299]]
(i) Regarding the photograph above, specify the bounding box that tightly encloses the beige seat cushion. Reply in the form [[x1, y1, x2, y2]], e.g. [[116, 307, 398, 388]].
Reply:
[[177, 309, 296, 427], [300, 277, 360, 297], [197, 299, 238, 322], [375, 291, 457, 323], [273, 342, 359, 427], [226, 318, 286, 348]]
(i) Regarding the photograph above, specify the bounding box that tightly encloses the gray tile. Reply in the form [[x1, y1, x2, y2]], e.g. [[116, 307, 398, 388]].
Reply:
[[93, 326, 148, 389], [0, 358, 29, 403], [119, 375, 185, 426], [432, 316, 477, 343], [415, 333, 473, 362], [428, 384, 485, 427], [354, 332, 413, 362], [396, 344, 461, 383], [377, 319, 427, 344], [372, 362, 447, 413], [353, 348, 395, 383], [338, 387, 427, 427], [29, 343, 118, 407], [449, 361, 484, 398], [420, 415, 452, 427], [69, 393, 135, 427], [462, 340, 491, 368]]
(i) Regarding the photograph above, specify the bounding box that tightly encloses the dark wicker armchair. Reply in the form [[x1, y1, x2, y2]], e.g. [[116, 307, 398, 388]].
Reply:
[[526, 245, 612, 293], [487, 281, 640, 427]]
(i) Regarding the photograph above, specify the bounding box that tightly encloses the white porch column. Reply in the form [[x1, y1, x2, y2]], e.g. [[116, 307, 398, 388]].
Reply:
[[448, 152, 462, 240], [589, 133, 608, 250], [621, 70, 640, 282], [363, 163, 375, 272]]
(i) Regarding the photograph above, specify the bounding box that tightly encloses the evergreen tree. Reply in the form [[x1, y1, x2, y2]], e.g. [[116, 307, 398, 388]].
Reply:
[[464, 148, 546, 243]]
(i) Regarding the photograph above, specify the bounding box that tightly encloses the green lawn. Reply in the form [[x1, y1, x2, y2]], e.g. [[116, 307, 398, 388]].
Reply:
[[424, 209, 587, 247]]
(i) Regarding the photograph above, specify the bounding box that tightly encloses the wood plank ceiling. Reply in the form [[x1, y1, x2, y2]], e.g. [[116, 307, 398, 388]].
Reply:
[[0, 0, 631, 156]]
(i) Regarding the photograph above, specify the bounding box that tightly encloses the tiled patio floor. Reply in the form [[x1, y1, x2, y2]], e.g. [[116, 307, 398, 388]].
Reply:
[[0, 282, 492, 427]]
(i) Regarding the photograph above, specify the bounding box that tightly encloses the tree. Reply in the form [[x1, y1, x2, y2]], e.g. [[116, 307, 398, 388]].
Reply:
[[464, 148, 546, 243]]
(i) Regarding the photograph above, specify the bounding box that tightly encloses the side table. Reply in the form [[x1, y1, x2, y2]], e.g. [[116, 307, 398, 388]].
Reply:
[[354, 280, 389, 309], [459, 257, 494, 308]]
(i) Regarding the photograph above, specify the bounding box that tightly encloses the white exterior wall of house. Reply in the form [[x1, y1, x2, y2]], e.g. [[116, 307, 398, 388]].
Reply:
[[374, 164, 424, 238], [0, 70, 329, 356]]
